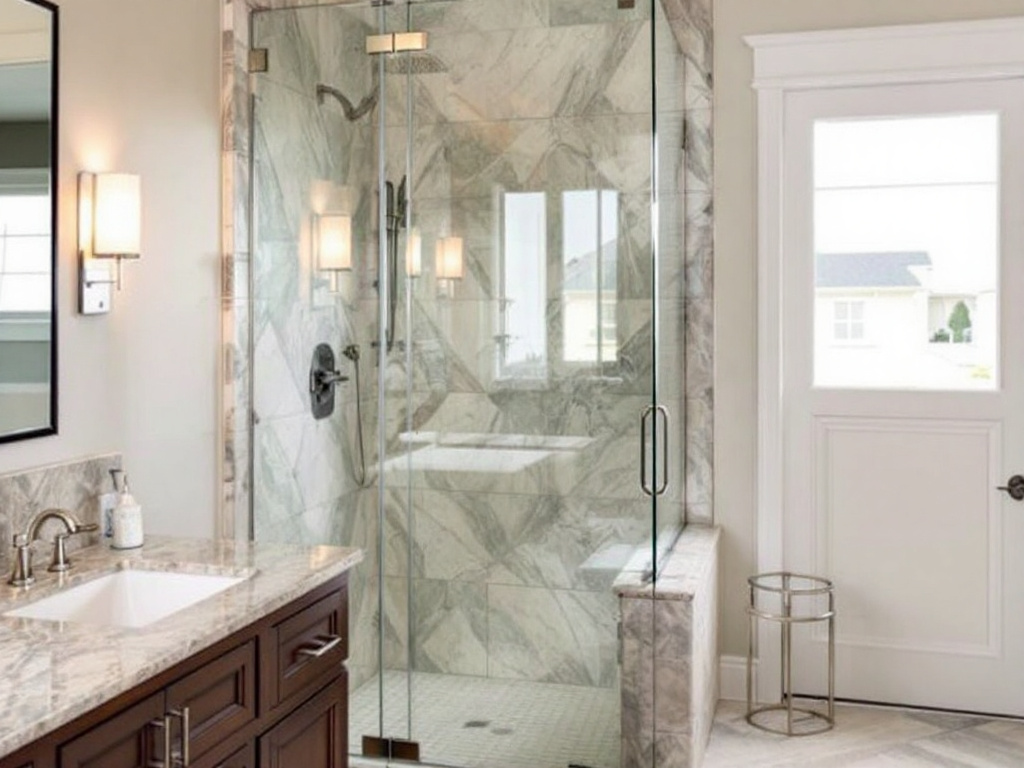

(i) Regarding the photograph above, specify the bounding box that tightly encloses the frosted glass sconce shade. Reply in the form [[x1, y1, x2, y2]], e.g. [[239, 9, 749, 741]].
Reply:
[[317, 214, 352, 272], [435, 236, 464, 280], [92, 173, 142, 256], [406, 227, 422, 277]]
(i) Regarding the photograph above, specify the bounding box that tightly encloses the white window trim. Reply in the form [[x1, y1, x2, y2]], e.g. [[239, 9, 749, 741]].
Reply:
[[748, 16, 1024, 704]]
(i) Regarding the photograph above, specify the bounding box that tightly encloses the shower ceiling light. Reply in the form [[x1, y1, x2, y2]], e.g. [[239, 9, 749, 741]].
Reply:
[[78, 172, 142, 315]]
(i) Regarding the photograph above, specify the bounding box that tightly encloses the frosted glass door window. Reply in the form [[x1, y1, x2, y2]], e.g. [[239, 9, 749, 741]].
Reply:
[[813, 114, 998, 390]]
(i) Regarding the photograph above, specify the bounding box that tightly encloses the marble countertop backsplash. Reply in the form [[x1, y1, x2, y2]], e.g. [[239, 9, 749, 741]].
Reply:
[[0, 536, 362, 758]]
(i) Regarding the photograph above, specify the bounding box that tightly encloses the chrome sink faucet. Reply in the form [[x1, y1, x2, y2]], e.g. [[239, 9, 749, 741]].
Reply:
[[8, 509, 99, 587]]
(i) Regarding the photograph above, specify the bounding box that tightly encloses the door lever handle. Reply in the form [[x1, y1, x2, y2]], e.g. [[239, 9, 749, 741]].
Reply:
[[997, 475, 1024, 501]]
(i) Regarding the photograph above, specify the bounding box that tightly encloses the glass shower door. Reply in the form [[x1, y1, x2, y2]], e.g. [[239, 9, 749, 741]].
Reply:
[[390, 2, 678, 766]]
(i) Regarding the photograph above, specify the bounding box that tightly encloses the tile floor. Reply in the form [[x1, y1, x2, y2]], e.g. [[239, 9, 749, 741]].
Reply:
[[348, 682, 1024, 768], [349, 670, 619, 768], [704, 699, 1024, 767]]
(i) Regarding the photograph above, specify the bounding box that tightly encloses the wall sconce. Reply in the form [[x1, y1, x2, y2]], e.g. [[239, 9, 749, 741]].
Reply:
[[316, 213, 352, 292], [406, 227, 422, 278], [435, 236, 464, 295], [78, 172, 142, 315]]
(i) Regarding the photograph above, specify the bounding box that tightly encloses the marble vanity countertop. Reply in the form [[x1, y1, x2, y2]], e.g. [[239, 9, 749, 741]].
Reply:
[[0, 535, 363, 758]]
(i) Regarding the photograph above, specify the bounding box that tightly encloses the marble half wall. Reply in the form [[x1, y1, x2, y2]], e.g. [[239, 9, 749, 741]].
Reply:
[[620, 525, 720, 768], [0, 454, 121, 571]]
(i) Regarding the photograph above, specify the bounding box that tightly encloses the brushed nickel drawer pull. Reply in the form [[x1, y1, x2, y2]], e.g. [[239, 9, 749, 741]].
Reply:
[[296, 634, 342, 659], [170, 707, 190, 766], [150, 714, 172, 767]]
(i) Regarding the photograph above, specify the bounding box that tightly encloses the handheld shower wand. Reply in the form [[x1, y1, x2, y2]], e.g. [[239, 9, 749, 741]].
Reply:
[[382, 176, 407, 354]]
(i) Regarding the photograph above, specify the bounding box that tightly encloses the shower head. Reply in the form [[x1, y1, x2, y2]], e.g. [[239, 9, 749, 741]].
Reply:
[[383, 53, 449, 75], [316, 83, 378, 122]]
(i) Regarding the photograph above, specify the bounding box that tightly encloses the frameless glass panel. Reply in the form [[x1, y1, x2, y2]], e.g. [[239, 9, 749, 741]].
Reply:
[[250, 3, 385, 762], [813, 114, 999, 390]]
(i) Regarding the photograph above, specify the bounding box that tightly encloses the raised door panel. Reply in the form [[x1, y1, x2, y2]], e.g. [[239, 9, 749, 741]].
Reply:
[[59, 693, 166, 768], [166, 641, 257, 761], [259, 679, 346, 768]]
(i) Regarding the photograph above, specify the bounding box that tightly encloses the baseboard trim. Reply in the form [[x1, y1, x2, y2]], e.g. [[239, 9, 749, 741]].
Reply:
[[720, 654, 754, 702]]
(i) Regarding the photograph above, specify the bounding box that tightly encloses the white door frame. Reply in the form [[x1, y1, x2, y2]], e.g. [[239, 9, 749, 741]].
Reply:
[[747, 16, 1024, 705]]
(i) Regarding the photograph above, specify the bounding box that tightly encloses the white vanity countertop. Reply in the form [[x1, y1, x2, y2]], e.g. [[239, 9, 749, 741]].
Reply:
[[0, 535, 363, 758]]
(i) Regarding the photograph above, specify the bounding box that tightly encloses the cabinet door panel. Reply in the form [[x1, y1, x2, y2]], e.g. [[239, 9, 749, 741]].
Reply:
[[259, 679, 346, 768], [166, 641, 256, 761], [192, 741, 254, 768], [59, 693, 165, 768]]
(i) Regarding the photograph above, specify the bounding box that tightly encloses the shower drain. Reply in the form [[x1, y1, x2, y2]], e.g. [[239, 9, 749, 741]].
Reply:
[[463, 720, 490, 728]]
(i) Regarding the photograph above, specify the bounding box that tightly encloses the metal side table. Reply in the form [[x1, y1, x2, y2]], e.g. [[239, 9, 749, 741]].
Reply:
[[746, 572, 835, 736]]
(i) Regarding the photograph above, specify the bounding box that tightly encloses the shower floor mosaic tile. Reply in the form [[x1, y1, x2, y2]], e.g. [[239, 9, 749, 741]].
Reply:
[[703, 699, 1024, 767], [350, 670, 620, 768]]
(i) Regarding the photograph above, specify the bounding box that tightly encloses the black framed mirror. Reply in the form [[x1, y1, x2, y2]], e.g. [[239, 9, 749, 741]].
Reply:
[[0, 0, 57, 445]]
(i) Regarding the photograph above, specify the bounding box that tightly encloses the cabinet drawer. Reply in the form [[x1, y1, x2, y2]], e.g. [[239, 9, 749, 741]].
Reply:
[[166, 640, 257, 762], [272, 588, 348, 707]]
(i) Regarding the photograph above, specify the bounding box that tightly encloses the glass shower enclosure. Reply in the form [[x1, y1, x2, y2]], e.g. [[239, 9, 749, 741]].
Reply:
[[247, 1, 688, 765]]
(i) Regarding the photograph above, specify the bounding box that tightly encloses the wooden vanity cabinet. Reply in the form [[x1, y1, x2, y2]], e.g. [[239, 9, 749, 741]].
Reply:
[[0, 574, 349, 768]]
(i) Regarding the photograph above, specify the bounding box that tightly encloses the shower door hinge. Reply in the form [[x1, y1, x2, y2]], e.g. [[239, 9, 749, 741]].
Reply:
[[248, 48, 268, 73], [618, 0, 636, 8], [365, 31, 428, 55], [362, 735, 421, 762]]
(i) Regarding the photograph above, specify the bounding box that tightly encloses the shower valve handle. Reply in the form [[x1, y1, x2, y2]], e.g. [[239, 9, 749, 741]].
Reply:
[[311, 369, 348, 393]]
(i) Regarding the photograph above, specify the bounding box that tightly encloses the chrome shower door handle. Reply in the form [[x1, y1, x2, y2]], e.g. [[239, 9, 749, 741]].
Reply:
[[640, 406, 655, 496], [655, 405, 670, 496]]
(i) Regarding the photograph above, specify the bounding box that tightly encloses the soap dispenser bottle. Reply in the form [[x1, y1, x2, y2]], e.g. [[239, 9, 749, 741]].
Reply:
[[111, 474, 144, 550]]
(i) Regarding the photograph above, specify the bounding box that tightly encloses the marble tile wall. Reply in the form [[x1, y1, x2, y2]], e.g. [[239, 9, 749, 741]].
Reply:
[[221, 0, 713, 726], [0, 454, 121, 570]]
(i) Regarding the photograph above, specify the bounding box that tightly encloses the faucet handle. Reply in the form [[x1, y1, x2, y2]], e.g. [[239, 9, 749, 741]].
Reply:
[[9, 533, 34, 587], [48, 524, 99, 573]]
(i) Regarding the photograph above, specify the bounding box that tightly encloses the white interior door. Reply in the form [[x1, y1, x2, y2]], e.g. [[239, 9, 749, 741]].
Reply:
[[781, 78, 1024, 715]]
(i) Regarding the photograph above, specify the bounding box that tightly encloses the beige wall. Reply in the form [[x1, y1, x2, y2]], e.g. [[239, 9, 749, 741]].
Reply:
[[714, 0, 1024, 657], [0, 0, 221, 539]]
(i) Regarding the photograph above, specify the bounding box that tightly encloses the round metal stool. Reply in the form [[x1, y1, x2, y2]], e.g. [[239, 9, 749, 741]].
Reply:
[[746, 572, 835, 736]]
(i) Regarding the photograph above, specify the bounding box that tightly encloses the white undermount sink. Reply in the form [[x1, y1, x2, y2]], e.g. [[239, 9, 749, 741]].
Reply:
[[4, 570, 246, 629]]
